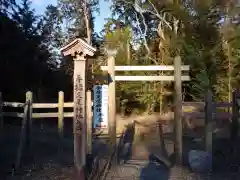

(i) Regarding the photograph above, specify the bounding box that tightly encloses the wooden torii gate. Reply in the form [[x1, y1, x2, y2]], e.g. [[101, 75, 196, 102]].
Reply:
[[101, 54, 190, 164], [60, 38, 96, 180]]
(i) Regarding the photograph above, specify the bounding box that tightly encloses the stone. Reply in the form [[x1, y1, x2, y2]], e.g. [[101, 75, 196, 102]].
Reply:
[[188, 150, 212, 173]]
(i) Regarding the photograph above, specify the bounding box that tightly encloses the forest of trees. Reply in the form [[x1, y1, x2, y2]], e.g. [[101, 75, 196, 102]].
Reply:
[[0, 0, 240, 114]]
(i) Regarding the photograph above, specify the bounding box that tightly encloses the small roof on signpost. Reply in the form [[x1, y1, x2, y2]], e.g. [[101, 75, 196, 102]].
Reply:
[[60, 38, 96, 58]]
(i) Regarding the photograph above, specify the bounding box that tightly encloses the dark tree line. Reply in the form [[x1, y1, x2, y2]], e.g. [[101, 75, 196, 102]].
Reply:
[[0, 0, 72, 102]]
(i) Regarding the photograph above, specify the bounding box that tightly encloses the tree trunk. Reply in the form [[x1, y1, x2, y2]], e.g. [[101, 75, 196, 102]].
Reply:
[[83, 0, 92, 44]]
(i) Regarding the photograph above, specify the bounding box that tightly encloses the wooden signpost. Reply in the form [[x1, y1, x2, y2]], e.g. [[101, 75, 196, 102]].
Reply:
[[60, 38, 96, 180]]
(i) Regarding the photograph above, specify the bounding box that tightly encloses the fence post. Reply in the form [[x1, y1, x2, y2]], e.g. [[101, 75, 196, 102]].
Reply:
[[107, 50, 117, 156], [86, 90, 92, 155], [26, 91, 33, 149], [58, 91, 64, 152], [205, 90, 213, 152], [15, 94, 30, 172], [174, 56, 183, 164], [0, 92, 3, 132], [231, 90, 239, 142]]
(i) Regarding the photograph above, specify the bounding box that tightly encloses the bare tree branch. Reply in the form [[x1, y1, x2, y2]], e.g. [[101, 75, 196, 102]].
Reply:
[[121, 0, 172, 29], [135, 12, 160, 65], [120, 0, 180, 65], [134, 12, 150, 54], [144, 0, 172, 30]]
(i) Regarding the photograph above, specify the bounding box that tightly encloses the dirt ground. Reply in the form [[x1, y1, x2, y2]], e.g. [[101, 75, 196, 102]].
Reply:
[[0, 114, 240, 179], [0, 120, 74, 180], [0, 118, 119, 180]]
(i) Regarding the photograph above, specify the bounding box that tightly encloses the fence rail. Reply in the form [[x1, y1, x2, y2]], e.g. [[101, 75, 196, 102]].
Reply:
[[3, 102, 74, 109], [1, 92, 239, 122]]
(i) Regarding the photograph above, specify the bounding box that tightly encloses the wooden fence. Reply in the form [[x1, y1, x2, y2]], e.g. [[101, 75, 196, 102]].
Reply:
[[0, 90, 240, 171], [182, 90, 240, 153], [0, 91, 75, 172], [0, 91, 73, 137], [182, 101, 233, 119], [1, 90, 240, 138], [1, 90, 240, 133]]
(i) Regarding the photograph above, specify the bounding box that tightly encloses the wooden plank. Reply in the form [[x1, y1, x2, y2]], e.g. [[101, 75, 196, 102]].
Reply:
[[3, 112, 24, 118], [63, 112, 74, 117], [3, 112, 74, 118], [213, 113, 232, 119], [33, 102, 76, 108], [32, 102, 75, 108], [3, 102, 25, 108], [64, 102, 74, 107], [215, 102, 232, 107], [182, 102, 204, 112], [184, 112, 232, 119], [33, 103, 58, 108], [183, 102, 232, 110], [182, 102, 204, 106], [3, 102, 86, 109], [100, 65, 190, 71], [65, 102, 93, 107], [32, 112, 73, 118], [58, 91, 64, 153], [183, 102, 232, 108], [115, 76, 190, 81]]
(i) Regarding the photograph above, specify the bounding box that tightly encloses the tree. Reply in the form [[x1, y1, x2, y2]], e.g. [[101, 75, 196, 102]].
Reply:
[[57, 0, 99, 41], [0, 0, 15, 14], [41, 5, 65, 68], [0, 0, 62, 101], [108, 0, 240, 111]]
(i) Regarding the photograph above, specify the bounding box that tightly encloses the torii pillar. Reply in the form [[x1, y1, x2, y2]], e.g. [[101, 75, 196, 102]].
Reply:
[[60, 38, 96, 180]]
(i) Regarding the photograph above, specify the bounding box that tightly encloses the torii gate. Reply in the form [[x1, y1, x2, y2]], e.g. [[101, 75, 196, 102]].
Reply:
[[60, 38, 96, 180], [100, 55, 190, 165]]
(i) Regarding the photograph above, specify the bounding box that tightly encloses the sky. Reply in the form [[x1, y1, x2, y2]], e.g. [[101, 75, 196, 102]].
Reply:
[[28, 0, 111, 33]]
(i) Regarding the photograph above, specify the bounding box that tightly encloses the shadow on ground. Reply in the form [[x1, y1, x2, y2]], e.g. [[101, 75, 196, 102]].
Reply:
[[140, 160, 170, 180], [0, 121, 75, 179], [0, 119, 119, 180], [117, 119, 240, 179]]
